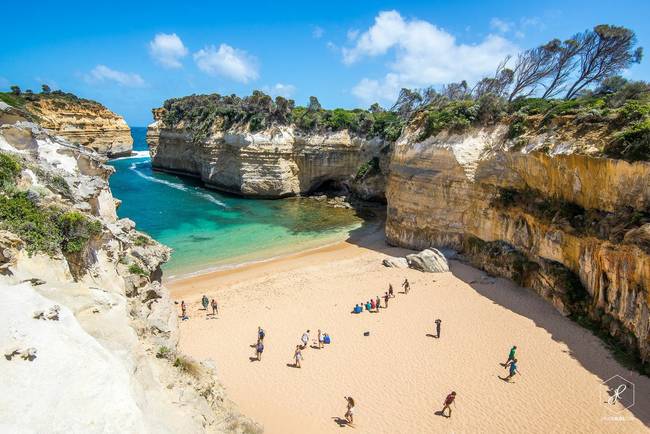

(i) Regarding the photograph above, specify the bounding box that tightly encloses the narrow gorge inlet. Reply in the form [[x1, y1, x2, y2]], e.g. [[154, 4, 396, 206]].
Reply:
[[108, 128, 366, 277], [2, 3, 650, 434]]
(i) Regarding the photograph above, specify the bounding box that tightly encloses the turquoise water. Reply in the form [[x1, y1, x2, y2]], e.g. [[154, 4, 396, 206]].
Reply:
[[108, 127, 363, 277]]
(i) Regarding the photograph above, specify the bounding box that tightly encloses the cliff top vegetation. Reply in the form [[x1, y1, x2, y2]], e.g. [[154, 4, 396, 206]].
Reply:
[[159, 91, 403, 143], [0, 85, 107, 114]]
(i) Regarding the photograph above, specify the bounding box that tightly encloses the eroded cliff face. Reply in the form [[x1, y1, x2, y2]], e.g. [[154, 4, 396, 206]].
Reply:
[[147, 110, 389, 198], [386, 123, 650, 370], [24, 96, 133, 157], [0, 103, 257, 433]]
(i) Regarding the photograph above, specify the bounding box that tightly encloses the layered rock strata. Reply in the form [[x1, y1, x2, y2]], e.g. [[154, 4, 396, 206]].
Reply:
[[24, 96, 133, 157], [386, 123, 650, 370], [147, 110, 388, 199]]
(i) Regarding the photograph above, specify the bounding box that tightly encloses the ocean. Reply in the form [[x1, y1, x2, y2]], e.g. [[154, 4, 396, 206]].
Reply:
[[107, 127, 364, 278]]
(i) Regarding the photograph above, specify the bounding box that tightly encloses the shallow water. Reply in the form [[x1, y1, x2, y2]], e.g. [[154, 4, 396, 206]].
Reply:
[[107, 127, 363, 277]]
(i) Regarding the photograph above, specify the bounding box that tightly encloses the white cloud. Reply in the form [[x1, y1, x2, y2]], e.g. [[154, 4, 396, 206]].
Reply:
[[149, 33, 188, 68], [347, 29, 359, 41], [85, 65, 145, 87], [312, 26, 325, 39], [343, 10, 517, 104], [262, 83, 296, 98], [490, 18, 513, 34], [193, 44, 259, 83]]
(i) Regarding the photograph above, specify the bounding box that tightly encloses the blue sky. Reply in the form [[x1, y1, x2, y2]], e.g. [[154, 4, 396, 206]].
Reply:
[[2, 0, 649, 125]]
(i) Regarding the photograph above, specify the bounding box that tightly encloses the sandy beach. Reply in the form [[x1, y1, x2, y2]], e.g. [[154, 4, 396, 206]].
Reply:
[[169, 229, 650, 433]]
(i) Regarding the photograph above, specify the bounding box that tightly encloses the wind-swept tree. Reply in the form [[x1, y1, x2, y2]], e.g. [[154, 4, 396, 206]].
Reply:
[[390, 88, 423, 119], [564, 25, 643, 99], [441, 81, 470, 100], [308, 96, 322, 112], [41, 84, 51, 94], [540, 38, 581, 98], [472, 58, 514, 98], [507, 46, 556, 101], [10, 85, 21, 96]]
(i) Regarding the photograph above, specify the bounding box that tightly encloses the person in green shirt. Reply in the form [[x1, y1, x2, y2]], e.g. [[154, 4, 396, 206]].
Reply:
[[502, 345, 517, 367]]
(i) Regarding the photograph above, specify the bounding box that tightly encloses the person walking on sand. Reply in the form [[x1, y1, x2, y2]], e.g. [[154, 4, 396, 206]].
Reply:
[[435, 319, 442, 338], [180, 300, 187, 319], [294, 345, 303, 368], [402, 278, 410, 294], [301, 330, 310, 349], [388, 284, 394, 298], [502, 345, 517, 366], [344, 396, 355, 425], [210, 298, 218, 316], [255, 339, 264, 361], [201, 295, 209, 311], [441, 391, 456, 418], [502, 358, 521, 382], [384, 292, 390, 309], [258, 326, 265, 342], [376, 296, 381, 312], [370, 298, 376, 312], [318, 329, 324, 349]]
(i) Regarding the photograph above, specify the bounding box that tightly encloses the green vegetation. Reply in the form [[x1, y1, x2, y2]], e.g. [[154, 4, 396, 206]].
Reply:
[[133, 234, 151, 247], [355, 157, 380, 180], [156, 346, 172, 359], [128, 263, 148, 276], [161, 91, 404, 143], [0, 153, 22, 188], [0, 192, 101, 255]]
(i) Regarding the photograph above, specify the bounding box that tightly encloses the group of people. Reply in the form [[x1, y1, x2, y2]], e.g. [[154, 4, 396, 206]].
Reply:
[[178, 296, 219, 321], [352, 278, 410, 314], [292, 329, 331, 368], [181, 284, 521, 426]]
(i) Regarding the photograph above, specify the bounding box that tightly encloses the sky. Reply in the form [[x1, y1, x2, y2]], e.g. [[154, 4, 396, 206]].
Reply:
[[2, 0, 649, 126]]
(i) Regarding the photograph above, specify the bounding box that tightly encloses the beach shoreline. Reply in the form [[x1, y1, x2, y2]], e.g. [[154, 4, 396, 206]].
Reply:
[[169, 228, 650, 434]]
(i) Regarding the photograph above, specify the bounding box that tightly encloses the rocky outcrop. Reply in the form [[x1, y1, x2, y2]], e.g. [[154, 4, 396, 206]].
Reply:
[[24, 95, 132, 157], [0, 104, 257, 433], [386, 123, 650, 371], [405, 249, 450, 273], [147, 109, 389, 199]]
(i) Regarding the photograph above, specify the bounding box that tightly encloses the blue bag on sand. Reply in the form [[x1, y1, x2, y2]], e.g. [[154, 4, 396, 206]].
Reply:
[[324, 335, 331, 344]]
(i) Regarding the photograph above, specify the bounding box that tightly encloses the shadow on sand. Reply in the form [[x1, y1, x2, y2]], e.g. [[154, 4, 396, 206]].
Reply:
[[343, 214, 650, 427]]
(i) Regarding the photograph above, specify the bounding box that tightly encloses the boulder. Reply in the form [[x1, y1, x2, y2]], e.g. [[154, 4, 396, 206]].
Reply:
[[382, 257, 408, 268], [406, 249, 449, 273]]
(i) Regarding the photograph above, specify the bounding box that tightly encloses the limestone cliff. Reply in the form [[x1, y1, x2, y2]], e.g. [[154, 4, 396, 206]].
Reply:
[[22, 93, 133, 157], [148, 112, 388, 198], [385, 121, 650, 372], [0, 103, 258, 433]]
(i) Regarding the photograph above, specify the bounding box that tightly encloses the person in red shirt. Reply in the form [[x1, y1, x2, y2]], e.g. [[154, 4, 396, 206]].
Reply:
[[441, 391, 456, 418]]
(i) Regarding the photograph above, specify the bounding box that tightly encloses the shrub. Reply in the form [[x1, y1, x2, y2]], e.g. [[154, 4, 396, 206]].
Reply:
[[0, 153, 22, 188], [134, 234, 151, 246], [48, 175, 73, 199], [418, 100, 477, 140], [58, 211, 102, 253], [0, 193, 63, 253], [156, 346, 172, 359], [128, 263, 148, 276], [355, 157, 380, 180], [607, 118, 650, 161]]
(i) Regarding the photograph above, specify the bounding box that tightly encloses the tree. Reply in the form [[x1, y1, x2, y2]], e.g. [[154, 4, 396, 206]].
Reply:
[[441, 81, 470, 100], [308, 96, 322, 112], [10, 85, 21, 96], [390, 88, 423, 119], [368, 102, 384, 113], [541, 38, 581, 98], [41, 84, 51, 94], [507, 46, 555, 101], [564, 25, 643, 100], [472, 58, 514, 98]]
